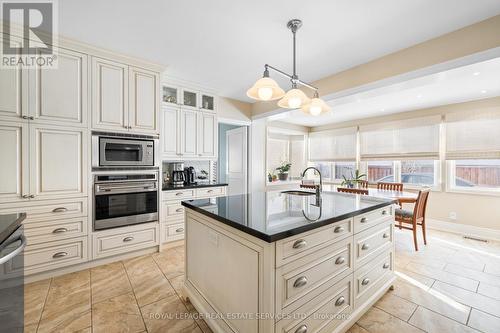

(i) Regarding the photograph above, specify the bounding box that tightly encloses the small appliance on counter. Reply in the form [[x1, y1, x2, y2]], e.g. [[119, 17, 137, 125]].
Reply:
[[165, 162, 185, 187], [184, 166, 196, 185]]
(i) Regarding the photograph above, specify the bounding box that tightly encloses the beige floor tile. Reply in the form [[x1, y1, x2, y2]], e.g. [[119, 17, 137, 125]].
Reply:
[[169, 274, 185, 296], [432, 281, 500, 318], [357, 307, 424, 333], [48, 270, 90, 299], [24, 278, 51, 326], [391, 279, 470, 323], [129, 269, 176, 307], [445, 251, 487, 272], [477, 282, 500, 300], [409, 306, 479, 333], [405, 262, 479, 291], [23, 324, 38, 333], [484, 263, 500, 276], [374, 292, 417, 321], [92, 292, 145, 333], [395, 268, 436, 289], [468, 309, 500, 333], [91, 262, 133, 304], [152, 249, 185, 279], [141, 294, 201, 333], [38, 307, 91, 333], [123, 255, 160, 277], [445, 263, 500, 287], [346, 323, 369, 333]]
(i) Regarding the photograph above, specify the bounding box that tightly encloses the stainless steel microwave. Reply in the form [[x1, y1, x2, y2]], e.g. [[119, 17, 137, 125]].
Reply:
[[92, 133, 158, 168]]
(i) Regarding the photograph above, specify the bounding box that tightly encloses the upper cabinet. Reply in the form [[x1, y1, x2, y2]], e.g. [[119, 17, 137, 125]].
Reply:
[[200, 92, 216, 112], [92, 58, 159, 135], [162, 86, 179, 106], [181, 88, 198, 110], [197, 112, 216, 157], [0, 36, 27, 121]]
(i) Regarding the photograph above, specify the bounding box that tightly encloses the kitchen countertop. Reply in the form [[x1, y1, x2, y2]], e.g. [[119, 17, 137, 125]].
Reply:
[[182, 190, 395, 242], [0, 213, 26, 245], [162, 182, 228, 191]]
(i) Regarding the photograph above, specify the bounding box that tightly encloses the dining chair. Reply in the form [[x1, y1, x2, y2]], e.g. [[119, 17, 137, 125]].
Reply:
[[359, 180, 369, 188], [377, 182, 403, 191], [395, 189, 430, 251], [337, 187, 369, 195]]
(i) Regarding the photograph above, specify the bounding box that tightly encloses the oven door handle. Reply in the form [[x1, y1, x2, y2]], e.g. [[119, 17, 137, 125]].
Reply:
[[95, 184, 157, 195], [0, 234, 27, 265]]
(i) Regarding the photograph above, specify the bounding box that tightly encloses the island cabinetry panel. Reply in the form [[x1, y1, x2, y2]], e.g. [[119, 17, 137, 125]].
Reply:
[[353, 206, 393, 233], [353, 219, 393, 269]]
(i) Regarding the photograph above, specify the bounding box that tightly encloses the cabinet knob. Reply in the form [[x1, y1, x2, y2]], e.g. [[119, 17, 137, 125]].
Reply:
[[295, 325, 307, 333], [382, 210, 388, 215], [335, 257, 345, 265], [22, 195, 29, 199], [29, 116, 34, 120], [361, 278, 370, 286], [29, 195, 35, 198], [383, 263, 390, 269], [176, 192, 183, 196], [52, 252, 68, 259], [361, 243, 370, 250], [293, 276, 308, 288], [52, 228, 68, 234], [52, 207, 68, 213], [175, 228, 184, 233], [22, 115, 29, 120], [333, 226, 344, 233], [176, 208, 183, 213], [383, 233, 390, 239], [335, 296, 346, 306], [360, 217, 368, 223], [123, 236, 134, 242], [292, 239, 307, 249]]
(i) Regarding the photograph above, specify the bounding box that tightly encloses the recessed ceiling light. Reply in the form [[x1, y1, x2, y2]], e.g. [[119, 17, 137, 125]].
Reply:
[[473, 72, 481, 76], [481, 90, 487, 94]]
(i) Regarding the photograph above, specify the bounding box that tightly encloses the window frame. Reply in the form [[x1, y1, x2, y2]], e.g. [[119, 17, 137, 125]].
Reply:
[[446, 160, 500, 196]]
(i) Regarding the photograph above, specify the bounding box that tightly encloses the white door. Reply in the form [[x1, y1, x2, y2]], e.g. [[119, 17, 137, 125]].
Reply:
[[0, 122, 29, 202], [0, 36, 27, 121], [92, 57, 128, 131], [197, 112, 217, 158], [180, 109, 198, 157], [226, 126, 248, 195], [161, 106, 180, 158], [32, 48, 88, 126], [30, 124, 87, 200], [129, 66, 159, 134]]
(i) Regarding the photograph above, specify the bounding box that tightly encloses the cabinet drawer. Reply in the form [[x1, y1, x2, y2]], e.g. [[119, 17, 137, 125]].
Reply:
[[354, 206, 393, 234], [277, 275, 352, 333], [353, 220, 393, 269], [195, 186, 225, 198], [0, 197, 87, 223], [354, 250, 394, 308], [4, 237, 88, 276], [93, 223, 158, 259], [163, 222, 185, 243], [163, 189, 195, 201], [24, 217, 88, 245], [276, 237, 352, 313], [276, 218, 352, 267], [164, 202, 185, 218]]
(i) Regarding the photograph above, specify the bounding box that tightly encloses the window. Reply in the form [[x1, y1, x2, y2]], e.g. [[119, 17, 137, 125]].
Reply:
[[308, 161, 357, 183], [334, 162, 356, 181], [366, 161, 395, 182], [267, 129, 306, 183], [309, 162, 332, 180], [401, 160, 438, 186], [449, 160, 500, 191]]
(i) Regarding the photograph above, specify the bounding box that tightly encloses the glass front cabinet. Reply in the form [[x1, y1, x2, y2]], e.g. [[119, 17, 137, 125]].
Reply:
[[200, 92, 216, 112], [162, 85, 179, 105], [162, 84, 216, 112]]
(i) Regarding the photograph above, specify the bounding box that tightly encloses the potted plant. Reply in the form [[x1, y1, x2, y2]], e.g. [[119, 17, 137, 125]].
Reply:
[[268, 172, 273, 182], [341, 169, 367, 188], [276, 162, 292, 181]]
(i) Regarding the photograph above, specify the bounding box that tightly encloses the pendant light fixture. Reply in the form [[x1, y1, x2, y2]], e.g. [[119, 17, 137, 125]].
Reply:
[[247, 19, 331, 116]]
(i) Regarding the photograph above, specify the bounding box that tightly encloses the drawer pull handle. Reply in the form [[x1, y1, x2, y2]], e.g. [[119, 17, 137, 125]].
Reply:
[[383, 263, 390, 269], [333, 226, 344, 233], [292, 239, 307, 249], [175, 228, 185, 233], [207, 189, 213, 193], [52, 252, 68, 259], [382, 210, 387, 215], [360, 217, 367, 223], [29, 195, 35, 198], [361, 243, 370, 250], [335, 257, 345, 265], [335, 296, 346, 307], [22, 195, 29, 199], [383, 233, 390, 239], [176, 192, 183, 196], [293, 276, 308, 288], [176, 208, 183, 213], [361, 278, 370, 286], [295, 325, 307, 333], [52, 207, 68, 213], [123, 236, 134, 242], [52, 228, 68, 234]]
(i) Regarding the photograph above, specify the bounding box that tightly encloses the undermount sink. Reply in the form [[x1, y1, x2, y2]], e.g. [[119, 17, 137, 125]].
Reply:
[[281, 190, 316, 196]]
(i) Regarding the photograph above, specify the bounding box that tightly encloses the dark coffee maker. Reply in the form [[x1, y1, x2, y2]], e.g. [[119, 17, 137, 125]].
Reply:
[[184, 167, 196, 185]]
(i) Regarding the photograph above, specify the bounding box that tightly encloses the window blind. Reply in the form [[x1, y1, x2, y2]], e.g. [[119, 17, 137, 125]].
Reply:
[[309, 127, 357, 161], [446, 110, 500, 159], [360, 116, 440, 160]]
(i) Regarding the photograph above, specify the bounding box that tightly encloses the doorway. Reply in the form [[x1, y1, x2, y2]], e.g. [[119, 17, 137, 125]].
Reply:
[[218, 122, 248, 195]]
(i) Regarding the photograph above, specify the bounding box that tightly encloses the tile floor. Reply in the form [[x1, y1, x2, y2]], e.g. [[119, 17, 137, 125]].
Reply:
[[22, 229, 500, 333]]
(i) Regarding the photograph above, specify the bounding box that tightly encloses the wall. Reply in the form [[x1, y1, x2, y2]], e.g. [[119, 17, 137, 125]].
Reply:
[[311, 97, 500, 232], [249, 118, 267, 193], [217, 123, 241, 183], [252, 14, 500, 118], [218, 97, 252, 123]]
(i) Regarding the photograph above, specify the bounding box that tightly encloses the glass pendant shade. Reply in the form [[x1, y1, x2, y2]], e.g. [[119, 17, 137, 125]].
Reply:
[[246, 77, 285, 101], [277, 88, 310, 109], [301, 97, 331, 116]]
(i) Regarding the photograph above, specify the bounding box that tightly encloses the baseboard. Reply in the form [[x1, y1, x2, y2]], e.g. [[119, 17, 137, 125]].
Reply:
[[426, 218, 500, 242]]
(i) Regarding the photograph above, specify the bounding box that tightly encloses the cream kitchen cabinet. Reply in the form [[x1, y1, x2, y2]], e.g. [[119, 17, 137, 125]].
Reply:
[[180, 108, 198, 157], [161, 106, 180, 157], [92, 58, 159, 135], [197, 112, 217, 157]]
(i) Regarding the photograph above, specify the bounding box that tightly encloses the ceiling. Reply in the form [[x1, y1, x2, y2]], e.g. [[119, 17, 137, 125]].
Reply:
[[272, 57, 500, 127], [55, 0, 500, 102]]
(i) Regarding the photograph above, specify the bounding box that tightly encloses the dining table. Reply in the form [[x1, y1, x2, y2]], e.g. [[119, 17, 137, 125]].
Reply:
[[366, 188, 418, 203]]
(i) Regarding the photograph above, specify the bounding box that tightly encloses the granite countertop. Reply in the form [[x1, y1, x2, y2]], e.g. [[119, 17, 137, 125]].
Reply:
[[0, 213, 26, 245], [162, 182, 228, 191], [182, 190, 395, 242]]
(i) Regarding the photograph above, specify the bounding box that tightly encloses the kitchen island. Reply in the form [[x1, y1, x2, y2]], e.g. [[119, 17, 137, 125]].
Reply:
[[181, 190, 396, 333]]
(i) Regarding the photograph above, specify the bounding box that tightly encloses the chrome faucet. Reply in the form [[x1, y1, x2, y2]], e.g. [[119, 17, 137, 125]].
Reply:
[[301, 167, 322, 196]]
